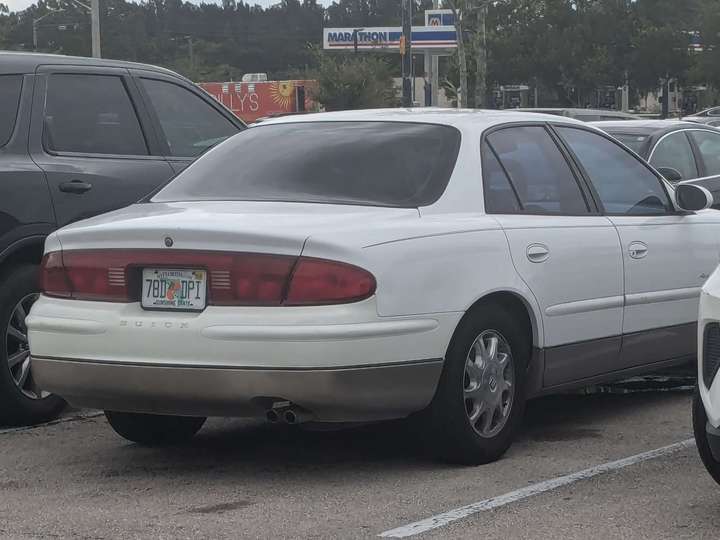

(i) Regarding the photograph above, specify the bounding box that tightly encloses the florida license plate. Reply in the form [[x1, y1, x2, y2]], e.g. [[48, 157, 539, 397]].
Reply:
[[141, 268, 207, 311]]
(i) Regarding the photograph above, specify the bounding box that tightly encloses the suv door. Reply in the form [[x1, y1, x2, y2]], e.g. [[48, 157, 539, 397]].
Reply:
[[131, 70, 242, 174], [482, 125, 624, 387], [29, 66, 175, 227], [557, 125, 720, 368]]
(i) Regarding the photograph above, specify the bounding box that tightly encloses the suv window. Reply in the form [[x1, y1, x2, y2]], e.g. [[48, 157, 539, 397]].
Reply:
[[44, 74, 148, 156], [557, 127, 671, 215], [140, 78, 238, 157], [650, 131, 698, 181], [153, 121, 460, 207], [0, 75, 23, 147], [689, 130, 720, 176], [484, 126, 590, 214]]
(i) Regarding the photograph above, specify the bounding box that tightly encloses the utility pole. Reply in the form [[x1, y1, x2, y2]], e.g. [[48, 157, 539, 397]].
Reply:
[[474, 1, 488, 108], [90, 0, 100, 58], [65, 0, 101, 58], [401, 0, 413, 107]]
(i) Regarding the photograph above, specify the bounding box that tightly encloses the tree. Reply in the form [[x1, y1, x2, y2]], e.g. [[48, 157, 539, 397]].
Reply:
[[310, 47, 398, 110]]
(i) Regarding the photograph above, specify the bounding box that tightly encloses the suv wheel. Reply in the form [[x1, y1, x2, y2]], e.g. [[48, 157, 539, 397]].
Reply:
[[0, 264, 66, 425], [105, 411, 206, 445], [427, 303, 529, 465]]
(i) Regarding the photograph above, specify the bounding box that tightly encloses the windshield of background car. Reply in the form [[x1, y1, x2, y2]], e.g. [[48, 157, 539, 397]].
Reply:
[[152, 121, 461, 208], [605, 132, 650, 154]]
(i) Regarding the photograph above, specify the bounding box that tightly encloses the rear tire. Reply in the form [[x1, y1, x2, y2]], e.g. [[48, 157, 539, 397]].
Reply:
[[692, 388, 720, 485], [0, 264, 66, 426], [426, 303, 529, 465], [105, 411, 206, 445]]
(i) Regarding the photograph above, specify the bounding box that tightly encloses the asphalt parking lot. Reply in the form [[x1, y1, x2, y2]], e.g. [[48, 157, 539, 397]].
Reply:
[[1, 378, 719, 539]]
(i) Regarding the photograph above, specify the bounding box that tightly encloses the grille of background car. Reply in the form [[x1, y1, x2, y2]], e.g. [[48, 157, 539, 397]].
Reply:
[[703, 323, 720, 388]]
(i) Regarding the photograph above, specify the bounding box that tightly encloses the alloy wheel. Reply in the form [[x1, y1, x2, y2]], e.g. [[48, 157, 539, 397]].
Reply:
[[6, 293, 47, 399], [463, 329, 515, 438]]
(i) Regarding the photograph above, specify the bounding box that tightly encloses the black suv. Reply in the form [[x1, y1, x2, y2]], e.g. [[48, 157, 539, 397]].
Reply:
[[0, 52, 245, 425]]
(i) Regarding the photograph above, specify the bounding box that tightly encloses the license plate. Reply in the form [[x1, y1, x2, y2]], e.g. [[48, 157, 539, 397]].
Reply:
[[141, 268, 207, 311]]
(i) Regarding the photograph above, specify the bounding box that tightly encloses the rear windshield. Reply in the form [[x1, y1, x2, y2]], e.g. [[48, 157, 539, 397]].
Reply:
[[152, 121, 461, 207], [606, 132, 650, 154]]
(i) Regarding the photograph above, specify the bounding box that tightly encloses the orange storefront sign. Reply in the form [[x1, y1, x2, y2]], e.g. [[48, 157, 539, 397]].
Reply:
[[199, 80, 317, 123]]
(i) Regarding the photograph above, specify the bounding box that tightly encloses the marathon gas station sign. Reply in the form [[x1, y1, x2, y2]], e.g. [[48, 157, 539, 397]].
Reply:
[[323, 26, 457, 51]]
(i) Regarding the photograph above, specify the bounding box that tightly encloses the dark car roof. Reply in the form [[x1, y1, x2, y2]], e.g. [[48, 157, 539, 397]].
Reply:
[[0, 51, 185, 80]]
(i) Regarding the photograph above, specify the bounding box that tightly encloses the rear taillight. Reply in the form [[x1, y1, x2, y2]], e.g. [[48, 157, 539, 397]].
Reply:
[[285, 258, 376, 305], [39, 250, 376, 306]]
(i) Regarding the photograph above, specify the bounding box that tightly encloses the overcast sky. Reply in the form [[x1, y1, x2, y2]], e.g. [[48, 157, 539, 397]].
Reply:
[[4, 0, 331, 13]]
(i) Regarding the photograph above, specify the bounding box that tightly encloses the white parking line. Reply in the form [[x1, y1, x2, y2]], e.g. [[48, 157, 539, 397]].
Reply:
[[379, 438, 695, 538], [0, 410, 103, 435]]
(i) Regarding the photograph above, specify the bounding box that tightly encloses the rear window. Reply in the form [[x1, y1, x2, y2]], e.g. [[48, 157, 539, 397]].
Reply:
[[0, 75, 23, 147], [152, 121, 461, 207], [606, 132, 650, 154]]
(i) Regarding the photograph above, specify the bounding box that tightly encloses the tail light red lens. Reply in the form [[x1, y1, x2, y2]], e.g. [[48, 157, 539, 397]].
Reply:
[[39, 250, 376, 306], [285, 258, 376, 305]]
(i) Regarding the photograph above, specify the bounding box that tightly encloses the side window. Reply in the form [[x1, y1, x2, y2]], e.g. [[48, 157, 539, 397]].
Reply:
[[485, 126, 589, 215], [0, 75, 23, 148], [557, 127, 671, 215], [650, 132, 698, 181], [689, 130, 720, 176], [140, 78, 238, 157], [44, 74, 148, 156], [481, 142, 521, 213]]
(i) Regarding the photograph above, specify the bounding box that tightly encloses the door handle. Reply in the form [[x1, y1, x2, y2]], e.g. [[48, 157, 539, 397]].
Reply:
[[628, 241, 648, 259], [59, 180, 93, 194], [526, 243, 550, 263]]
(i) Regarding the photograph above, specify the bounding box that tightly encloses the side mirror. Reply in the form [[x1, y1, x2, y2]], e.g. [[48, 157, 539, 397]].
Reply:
[[657, 167, 683, 183], [676, 183, 714, 211]]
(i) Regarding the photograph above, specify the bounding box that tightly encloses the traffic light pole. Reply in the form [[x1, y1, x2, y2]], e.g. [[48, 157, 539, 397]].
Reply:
[[401, 0, 412, 107]]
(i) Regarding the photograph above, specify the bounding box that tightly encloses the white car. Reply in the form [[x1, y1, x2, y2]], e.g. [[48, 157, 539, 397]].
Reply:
[[27, 109, 719, 465], [695, 269, 720, 484]]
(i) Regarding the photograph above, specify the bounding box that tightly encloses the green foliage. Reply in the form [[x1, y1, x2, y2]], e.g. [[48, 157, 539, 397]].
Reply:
[[309, 46, 398, 110], [1, 0, 720, 109]]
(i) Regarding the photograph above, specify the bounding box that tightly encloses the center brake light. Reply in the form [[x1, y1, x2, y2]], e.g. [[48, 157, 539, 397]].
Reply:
[[40, 249, 376, 306]]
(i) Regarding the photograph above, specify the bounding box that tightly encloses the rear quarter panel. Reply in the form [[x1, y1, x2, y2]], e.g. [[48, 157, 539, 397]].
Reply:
[[301, 214, 544, 347]]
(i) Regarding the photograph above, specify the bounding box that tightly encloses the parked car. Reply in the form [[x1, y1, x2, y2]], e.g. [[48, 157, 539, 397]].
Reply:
[[27, 109, 718, 464], [593, 120, 720, 206], [694, 267, 720, 485], [0, 52, 245, 426], [683, 107, 720, 127], [513, 108, 638, 122]]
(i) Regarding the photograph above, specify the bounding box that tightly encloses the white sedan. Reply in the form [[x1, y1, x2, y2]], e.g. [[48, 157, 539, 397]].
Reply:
[[27, 109, 718, 464]]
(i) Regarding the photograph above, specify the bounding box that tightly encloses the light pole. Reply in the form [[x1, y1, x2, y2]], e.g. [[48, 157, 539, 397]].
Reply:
[[401, 0, 412, 107], [33, 8, 64, 51]]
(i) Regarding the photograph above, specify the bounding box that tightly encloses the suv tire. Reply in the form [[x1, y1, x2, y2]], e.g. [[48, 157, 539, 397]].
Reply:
[[0, 264, 66, 426], [105, 411, 206, 445], [427, 303, 529, 465]]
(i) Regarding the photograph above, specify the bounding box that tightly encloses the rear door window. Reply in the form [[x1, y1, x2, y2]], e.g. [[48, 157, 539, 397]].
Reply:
[[484, 126, 590, 214], [153, 121, 461, 207], [0, 75, 23, 147], [140, 78, 239, 157], [44, 74, 148, 156]]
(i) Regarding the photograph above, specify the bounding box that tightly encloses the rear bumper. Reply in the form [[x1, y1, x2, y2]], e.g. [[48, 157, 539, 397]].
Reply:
[[32, 356, 443, 422]]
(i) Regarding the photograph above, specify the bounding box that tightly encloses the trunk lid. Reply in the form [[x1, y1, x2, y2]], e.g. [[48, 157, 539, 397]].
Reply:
[[53, 201, 419, 255]]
